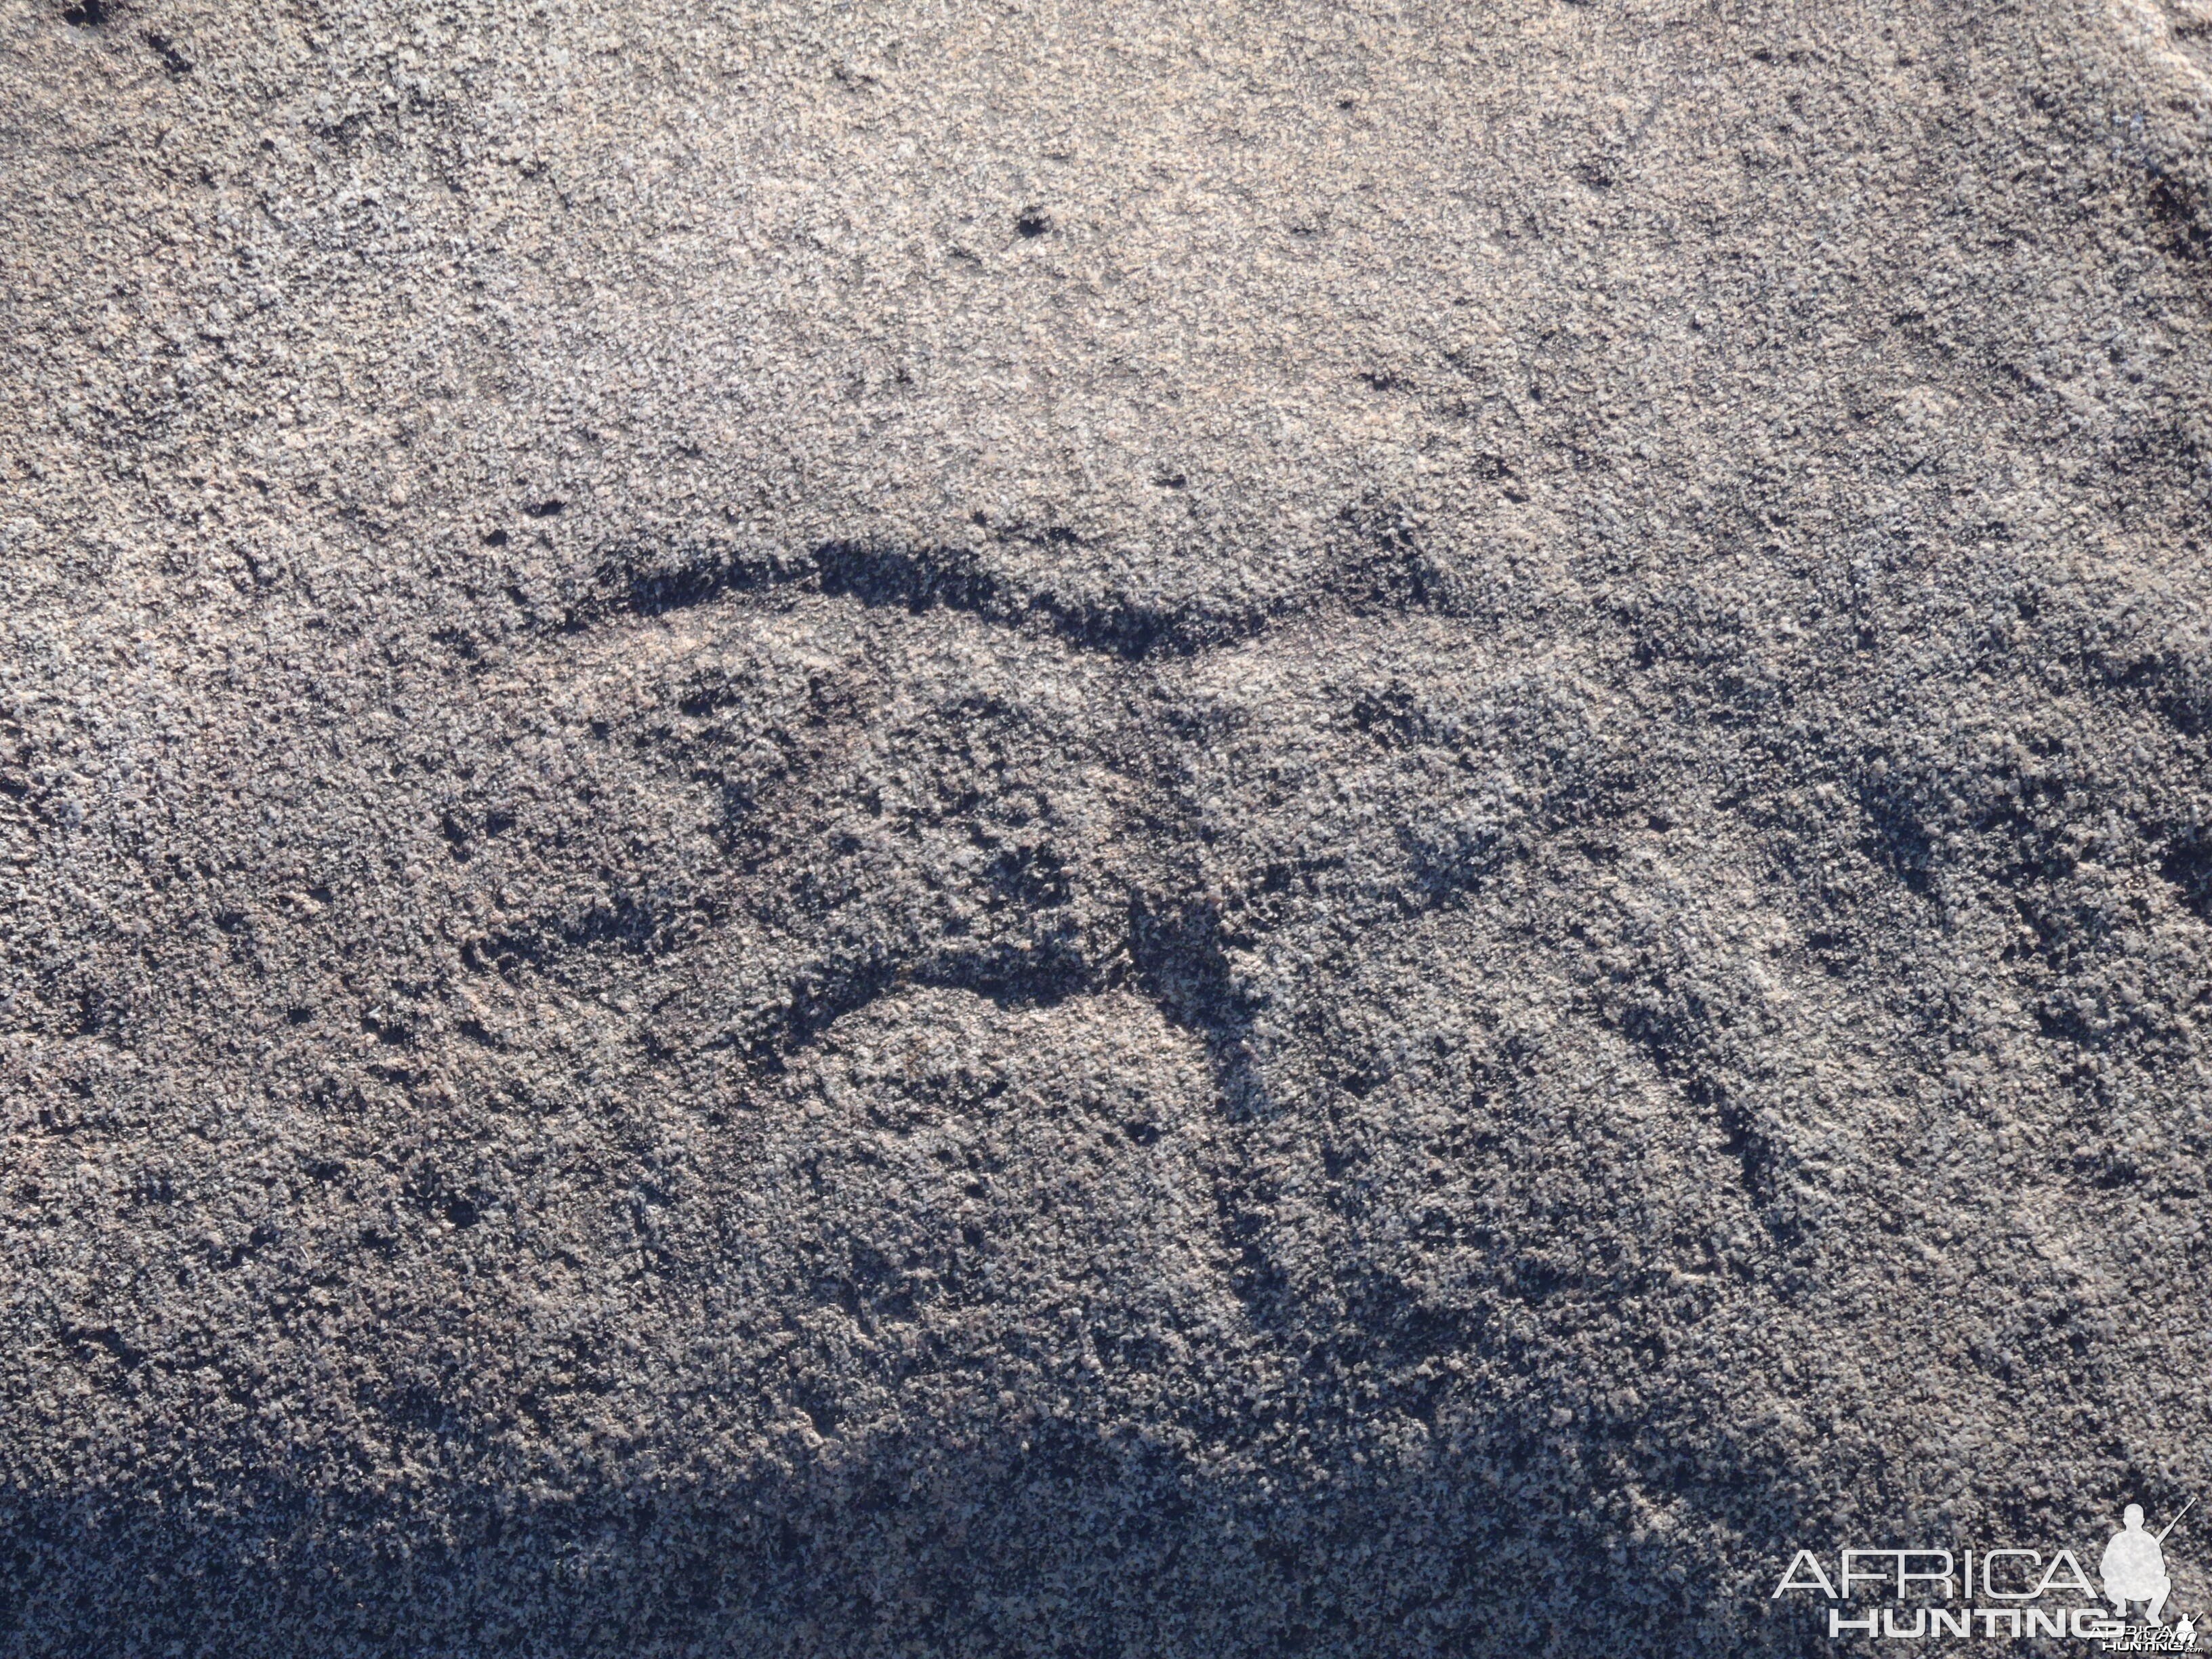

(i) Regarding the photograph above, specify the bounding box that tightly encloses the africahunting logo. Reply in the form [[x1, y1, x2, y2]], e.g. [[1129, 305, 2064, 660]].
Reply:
[[1774, 1497, 2198, 1650]]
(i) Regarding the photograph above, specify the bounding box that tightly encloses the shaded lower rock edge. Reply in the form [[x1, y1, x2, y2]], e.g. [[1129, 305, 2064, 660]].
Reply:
[[0, 1418, 1834, 1658]]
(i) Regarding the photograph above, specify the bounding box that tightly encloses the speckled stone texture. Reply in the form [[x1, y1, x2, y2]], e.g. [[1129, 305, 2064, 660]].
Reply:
[[4, 0, 2212, 1653]]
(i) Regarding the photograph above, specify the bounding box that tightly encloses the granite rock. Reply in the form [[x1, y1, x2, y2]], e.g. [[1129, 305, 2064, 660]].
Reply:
[[4, 0, 2212, 1652]]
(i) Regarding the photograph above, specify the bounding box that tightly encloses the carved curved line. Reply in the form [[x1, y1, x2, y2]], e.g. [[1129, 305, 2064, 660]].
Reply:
[[566, 524, 1467, 661], [566, 537, 1273, 660]]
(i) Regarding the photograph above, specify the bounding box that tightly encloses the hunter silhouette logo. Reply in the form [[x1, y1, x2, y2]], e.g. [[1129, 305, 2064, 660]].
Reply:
[[1773, 1496, 2198, 1647], [2104, 1500, 2190, 1626]]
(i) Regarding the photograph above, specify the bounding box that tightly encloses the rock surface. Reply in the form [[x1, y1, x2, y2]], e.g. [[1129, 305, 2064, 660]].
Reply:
[[4, 0, 2212, 1652]]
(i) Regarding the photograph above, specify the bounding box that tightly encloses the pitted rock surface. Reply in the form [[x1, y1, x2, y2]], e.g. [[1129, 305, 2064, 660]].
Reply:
[[4, 0, 2212, 1652]]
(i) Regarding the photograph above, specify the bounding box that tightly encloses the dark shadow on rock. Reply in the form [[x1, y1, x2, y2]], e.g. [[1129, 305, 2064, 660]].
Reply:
[[0, 1395, 1840, 1658]]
